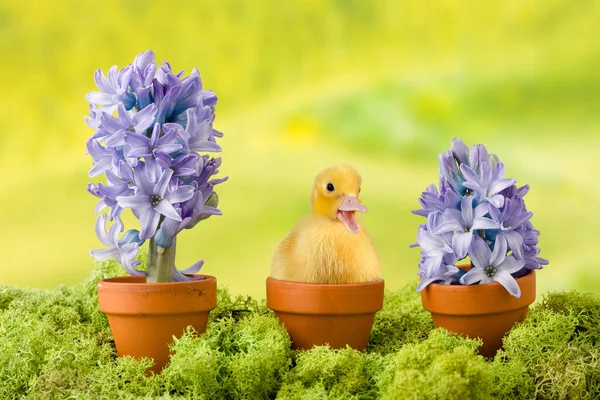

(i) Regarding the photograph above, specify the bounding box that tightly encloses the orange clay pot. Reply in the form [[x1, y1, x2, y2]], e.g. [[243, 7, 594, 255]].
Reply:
[[266, 277, 384, 350], [421, 268, 536, 358], [97, 275, 217, 374]]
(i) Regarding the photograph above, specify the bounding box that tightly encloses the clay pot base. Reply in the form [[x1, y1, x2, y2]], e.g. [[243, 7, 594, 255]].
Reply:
[[266, 278, 384, 350], [98, 275, 217, 374], [421, 270, 536, 358]]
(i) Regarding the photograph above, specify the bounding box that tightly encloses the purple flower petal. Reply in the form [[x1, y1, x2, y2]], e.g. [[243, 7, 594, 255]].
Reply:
[[180, 260, 205, 274], [95, 214, 110, 246], [460, 267, 487, 285], [498, 254, 525, 274], [116, 194, 150, 209], [468, 235, 492, 269], [434, 219, 463, 235], [471, 217, 498, 230], [489, 178, 517, 196], [490, 236, 508, 267], [85, 91, 114, 105], [450, 137, 469, 164], [89, 158, 112, 177], [503, 230, 524, 259], [155, 200, 182, 221], [166, 185, 195, 204], [90, 248, 119, 261], [493, 271, 521, 298], [154, 169, 174, 197], [139, 209, 161, 240], [488, 195, 505, 208], [460, 164, 479, 183], [460, 196, 474, 226], [452, 230, 473, 259]]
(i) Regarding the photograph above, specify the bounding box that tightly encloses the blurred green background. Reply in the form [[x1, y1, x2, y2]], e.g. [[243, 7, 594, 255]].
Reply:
[[1, 1, 599, 299]]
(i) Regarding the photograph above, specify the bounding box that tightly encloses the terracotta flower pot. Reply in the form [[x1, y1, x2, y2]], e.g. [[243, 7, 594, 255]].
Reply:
[[266, 277, 384, 350], [421, 269, 536, 358], [97, 275, 217, 373]]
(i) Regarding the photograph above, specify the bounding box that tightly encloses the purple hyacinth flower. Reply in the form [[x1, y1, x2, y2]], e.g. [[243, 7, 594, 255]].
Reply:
[[461, 235, 525, 297], [488, 198, 532, 259], [461, 161, 516, 208], [86, 139, 119, 177], [438, 150, 466, 194], [116, 168, 194, 240], [414, 212, 454, 260], [467, 144, 490, 174], [450, 137, 470, 165], [94, 166, 136, 219], [434, 196, 499, 259], [85, 65, 136, 112], [130, 50, 156, 90], [90, 215, 145, 276], [412, 182, 461, 217], [167, 108, 222, 153], [523, 245, 549, 270], [100, 103, 157, 147], [417, 254, 459, 292], [125, 123, 183, 159]]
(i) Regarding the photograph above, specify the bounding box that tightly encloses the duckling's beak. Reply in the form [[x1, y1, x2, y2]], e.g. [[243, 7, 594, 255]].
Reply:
[[337, 195, 368, 234]]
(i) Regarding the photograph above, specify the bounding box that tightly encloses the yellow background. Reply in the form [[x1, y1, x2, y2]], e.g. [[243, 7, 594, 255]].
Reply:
[[1, 1, 599, 298]]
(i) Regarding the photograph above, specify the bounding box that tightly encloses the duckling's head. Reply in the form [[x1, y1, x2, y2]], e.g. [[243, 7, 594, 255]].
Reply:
[[311, 164, 367, 234]]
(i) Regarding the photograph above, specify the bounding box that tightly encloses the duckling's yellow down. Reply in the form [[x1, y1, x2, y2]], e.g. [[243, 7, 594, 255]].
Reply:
[[270, 164, 381, 284]]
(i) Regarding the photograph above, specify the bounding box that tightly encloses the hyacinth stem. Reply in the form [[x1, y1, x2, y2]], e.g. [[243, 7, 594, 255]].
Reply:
[[146, 236, 176, 283]]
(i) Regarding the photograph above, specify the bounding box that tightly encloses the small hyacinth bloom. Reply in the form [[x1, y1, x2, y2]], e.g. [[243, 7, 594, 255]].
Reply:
[[168, 108, 222, 153], [130, 50, 156, 90], [461, 161, 516, 208], [90, 215, 145, 276], [86, 139, 119, 177], [90, 172, 131, 220], [523, 245, 549, 270], [434, 196, 499, 259], [522, 222, 541, 247], [125, 123, 182, 159], [450, 137, 470, 165], [488, 198, 532, 259], [461, 235, 525, 298], [413, 212, 454, 260], [161, 190, 222, 241], [438, 150, 466, 194], [417, 254, 460, 292], [116, 168, 194, 240], [85, 66, 136, 113], [100, 103, 157, 147], [466, 144, 490, 174], [412, 181, 462, 217]]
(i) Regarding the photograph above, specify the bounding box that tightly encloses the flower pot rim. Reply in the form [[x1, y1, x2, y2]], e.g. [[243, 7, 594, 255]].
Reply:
[[421, 269, 536, 316], [98, 274, 216, 288], [266, 276, 384, 289], [266, 277, 385, 315], [97, 274, 217, 315]]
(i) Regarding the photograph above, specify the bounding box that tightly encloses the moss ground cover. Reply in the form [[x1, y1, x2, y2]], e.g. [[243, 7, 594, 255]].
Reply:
[[1, 259, 598, 399]]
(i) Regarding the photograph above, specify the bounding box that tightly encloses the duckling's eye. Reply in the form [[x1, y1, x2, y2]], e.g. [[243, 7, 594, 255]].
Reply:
[[326, 183, 335, 192]]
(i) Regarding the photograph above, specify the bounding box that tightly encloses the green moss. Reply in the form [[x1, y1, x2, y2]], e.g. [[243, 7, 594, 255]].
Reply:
[[367, 282, 434, 355], [491, 291, 600, 399], [375, 330, 493, 400], [278, 346, 383, 399], [164, 313, 291, 399], [0, 259, 599, 399]]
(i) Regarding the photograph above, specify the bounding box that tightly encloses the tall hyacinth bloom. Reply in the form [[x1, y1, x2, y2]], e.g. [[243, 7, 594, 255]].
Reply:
[[411, 138, 547, 297], [85, 50, 227, 283]]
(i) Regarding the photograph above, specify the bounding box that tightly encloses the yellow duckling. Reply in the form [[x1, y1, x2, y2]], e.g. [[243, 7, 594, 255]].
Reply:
[[270, 164, 381, 283]]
